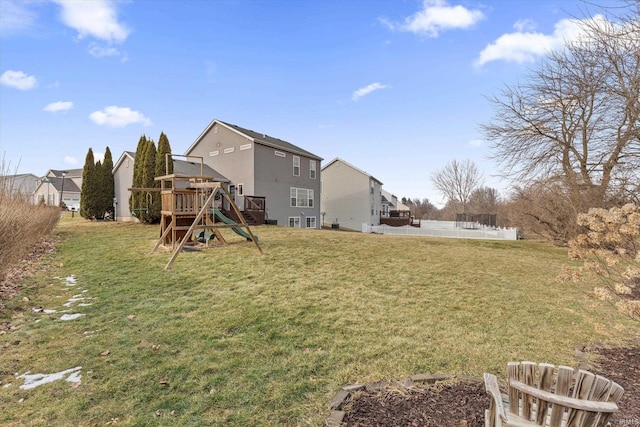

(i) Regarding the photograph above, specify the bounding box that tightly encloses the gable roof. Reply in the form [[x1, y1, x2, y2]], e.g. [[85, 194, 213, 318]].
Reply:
[[113, 151, 136, 173], [48, 168, 83, 179], [173, 159, 229, 182], [321, 157, 383, 185], [34, 175, 81, 194], [185, 119, 323, 161]]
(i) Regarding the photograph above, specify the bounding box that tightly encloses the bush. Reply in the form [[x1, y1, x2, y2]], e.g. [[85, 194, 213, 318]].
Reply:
[[0, 175, 60, 284], [559, 204, 640, 320]]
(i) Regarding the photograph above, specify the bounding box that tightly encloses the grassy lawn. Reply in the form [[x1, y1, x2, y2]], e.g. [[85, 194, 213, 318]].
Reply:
[[1, 219, 638, 426]]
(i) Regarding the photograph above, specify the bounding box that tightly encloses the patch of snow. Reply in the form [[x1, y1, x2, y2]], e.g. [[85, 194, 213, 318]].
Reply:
[[78, 303, 93, 307], [64, 276, 77, 286], [43, 309, 57, 314], [60, 313, 84, 321], [18, 366, 82, 390]]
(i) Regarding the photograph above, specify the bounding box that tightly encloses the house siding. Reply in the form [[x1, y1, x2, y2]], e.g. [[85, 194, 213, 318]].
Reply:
[[253, 143, 320, 227], [185, 121, 321, 228], [321, 159, 382, 231], [113, 153, 137, 222]]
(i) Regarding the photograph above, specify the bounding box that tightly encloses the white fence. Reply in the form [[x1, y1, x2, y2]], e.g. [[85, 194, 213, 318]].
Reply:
[[362, 221, 518, 240]]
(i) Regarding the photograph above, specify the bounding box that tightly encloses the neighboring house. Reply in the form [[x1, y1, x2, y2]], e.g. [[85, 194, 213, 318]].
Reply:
[[113, 151, 136, 221], [184, 119, 323, 228], [321, 158, 383, 231], [1, 173, 40, 202], [32, 169, 82, 211]]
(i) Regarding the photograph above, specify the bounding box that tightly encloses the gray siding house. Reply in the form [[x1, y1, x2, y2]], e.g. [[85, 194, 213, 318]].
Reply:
[[321, 158, 383, 231], [184, 120, 323, 228]]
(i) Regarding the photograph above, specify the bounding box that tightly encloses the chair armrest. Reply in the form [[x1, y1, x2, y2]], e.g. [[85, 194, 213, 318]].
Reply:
[[484, 373, 507, 421]]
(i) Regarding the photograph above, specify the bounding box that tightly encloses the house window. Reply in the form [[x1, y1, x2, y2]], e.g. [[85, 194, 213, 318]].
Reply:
[[309, 160, 316, 179], [275, 151, 286, 157], [289, 217, 301, 228], [293, 156, 300, 176], [237, 184, 244, 196], [209, 151, 219, 156], [290, 187, 314, 207], [371, 204, 374, 216], [240, 143, 252, 150], [306, 217, 316, 229], [223, 147, 235, 154]]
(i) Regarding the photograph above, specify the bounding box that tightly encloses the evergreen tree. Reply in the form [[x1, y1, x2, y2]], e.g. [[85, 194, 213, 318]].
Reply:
[[102, 146, 115, 218], [152, 132, 173, 220], [130, 135, 148, 220], [141, 138, 157, 223], [156, 132, 173, 178], [80, 148, 96, 219], [94, 160, 104, 218]]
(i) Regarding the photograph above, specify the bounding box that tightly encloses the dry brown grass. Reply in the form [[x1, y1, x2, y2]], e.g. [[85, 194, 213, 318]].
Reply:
[[0, 173, 60, 283]]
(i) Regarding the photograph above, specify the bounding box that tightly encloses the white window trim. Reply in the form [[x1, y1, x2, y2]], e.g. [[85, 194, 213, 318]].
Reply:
[[289, 217, 301, 228], [290, 187, 314, 208], [310, 160, 317, 179], [240, 143, 252, 151], [209, 151, 219, 156], [237, 183, 244, 196], [306, 216, 316, 229], [293, 155, 300, 176], [223, 147, 235, 154]]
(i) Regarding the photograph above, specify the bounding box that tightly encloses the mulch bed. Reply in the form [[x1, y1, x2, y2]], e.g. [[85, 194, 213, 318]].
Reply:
[[336, 343, 640, 426]]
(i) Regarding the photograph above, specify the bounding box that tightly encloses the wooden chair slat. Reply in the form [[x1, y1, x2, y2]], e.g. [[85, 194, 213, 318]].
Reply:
[[548, 366, 575, 427], [522, 362, 536, 419], [597, 382, 624, 426], [568, 370, 595, 427], [579, 375, 611, 426], [508, 362, 520, 416], [536, 363, 554, 425]]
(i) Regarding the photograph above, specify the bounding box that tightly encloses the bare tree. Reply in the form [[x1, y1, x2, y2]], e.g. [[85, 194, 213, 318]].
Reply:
[[481, 7, 640, 218], [468, 186, 500, 214], [430, 159, 483, 213]]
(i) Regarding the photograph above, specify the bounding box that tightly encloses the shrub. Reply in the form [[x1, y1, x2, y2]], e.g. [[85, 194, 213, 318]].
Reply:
[[0, 175, 60, 284], [559, 204, 640, 320]]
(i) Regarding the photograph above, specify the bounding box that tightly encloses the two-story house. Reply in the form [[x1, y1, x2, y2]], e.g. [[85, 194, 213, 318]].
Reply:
[[32, 169, 82, 211], [320, 157, 383, 231], [184, 120, 323, 228]]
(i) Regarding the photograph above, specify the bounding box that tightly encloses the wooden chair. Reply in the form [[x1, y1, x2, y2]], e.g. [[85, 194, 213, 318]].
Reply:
[[484, 361, 624, 427]]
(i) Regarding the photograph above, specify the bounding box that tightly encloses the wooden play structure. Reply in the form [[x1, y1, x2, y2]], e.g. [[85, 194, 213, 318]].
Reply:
[[148, 156, 262, 270]]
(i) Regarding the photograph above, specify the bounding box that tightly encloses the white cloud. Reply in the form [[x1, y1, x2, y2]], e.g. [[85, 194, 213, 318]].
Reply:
[[513, 19, 537, 33], [0, 0, 37, 34], [383, 0, 485, 37], [475, 15, 608, 67], [64, 156, 78, 166], [89, 106, 152, 127], [0, 70, 37, 90], [468, 139, 483, 147], [89, 43, 120, 57], [53, 0, 130, 43], [43, 101, 74, 113], [352, 82, 388, 101]]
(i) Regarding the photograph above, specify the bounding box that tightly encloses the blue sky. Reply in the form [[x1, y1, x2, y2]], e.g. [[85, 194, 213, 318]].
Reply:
[[0, 0, 624, 206]]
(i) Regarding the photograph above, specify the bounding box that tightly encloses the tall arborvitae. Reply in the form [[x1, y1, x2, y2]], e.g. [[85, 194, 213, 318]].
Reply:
[[101, 147, 115, 217], [130, 135, 148, 220], [156, 132, 173, 178], [151, 132, 173, 220], [141, 138, 157, 223], [80, 148, 96, 219]]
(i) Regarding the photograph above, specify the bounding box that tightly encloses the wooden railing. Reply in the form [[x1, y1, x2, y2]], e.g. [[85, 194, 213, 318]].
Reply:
[[161, 189, 208, 215]]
